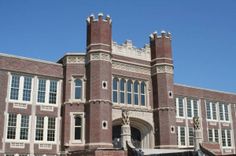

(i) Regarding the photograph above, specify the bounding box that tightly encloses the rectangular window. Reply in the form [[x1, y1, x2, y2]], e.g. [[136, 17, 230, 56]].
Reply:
[[49, 80, 57, 104], [193, 99, 198, 117], [176, 97, 184, 117], [180, 127, 185, 146], [37, 79, 46, 103], [224, 104, 229, 121], [214, 129, 219, 143], [219, 103, 229, 121], [227, 130, 231, 147], [212, 103, 217, 120], [120, 80, 125, 104], [208, 129, 213, 142], [10, 75, 20, 100], [23, 77, 32, 101], [112, 79, 118, 103], [189, 127, 194, 146], [7, 114, 17, 139], [206, 101, 217, 120], [47, 117, 56, 141], [74, 116, 82, 140], [35, 117, 44, 141], [221, 129, 232, 147], [187, 99, 192, 118], [219, 103, 224, 120], [20, 115, 29, 140], [140, 82, 146, 106], [127, 81, 132, 104], [134, 81, 139, 105]]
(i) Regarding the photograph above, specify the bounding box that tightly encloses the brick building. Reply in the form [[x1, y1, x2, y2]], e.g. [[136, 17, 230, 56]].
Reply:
[[0, 13, 236, 155]]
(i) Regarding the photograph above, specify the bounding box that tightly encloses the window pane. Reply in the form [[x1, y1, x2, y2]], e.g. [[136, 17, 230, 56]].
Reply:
[[141, 82, 145, 94], [227, 130, 231, 147], [7, 114, 17, 139], [75, 116, 81, 126], [219, 103, 224, 120], [112, 78, 118, 103], [206, 102, 211, 119], [35, 117, 44, 141], [10, 75, 20, 100], [208, 129, 213, 142], [120, 92, 125, 104], [23, 77, 32, 101], [141, 95, 145, 106], [214, 129, 219, 143], [75, 79, 82, 99], [120, 79, 125, 104], [75, 127, 81, 140], [178, 98, 184, 117], [74, 116, 82, 140], [212, 103, 217, 120], [49, 80, 57, 104], [189, 128, 194, 146], [113, 91, 117, 103], [127, 80, 132, 104], [38, 79, 46, 103], [193, 99, 198, 117], [20, 115, 29, 140], [47, 117, 55, 141], [180, 127, 185, 146], [224, 104, 229, 121], [187, 99, 192, 118], [222, 130, 226, 147]]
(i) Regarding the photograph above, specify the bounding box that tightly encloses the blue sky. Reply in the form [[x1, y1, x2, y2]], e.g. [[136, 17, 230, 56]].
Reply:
[[0, 0, 236, 93]]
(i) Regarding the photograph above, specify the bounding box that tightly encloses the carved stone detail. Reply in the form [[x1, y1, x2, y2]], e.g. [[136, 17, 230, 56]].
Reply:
[[66, 56, 85, 64], [89, 52, 111, 61], [151, 65, 173, 75], [112, 61, 150, 75]]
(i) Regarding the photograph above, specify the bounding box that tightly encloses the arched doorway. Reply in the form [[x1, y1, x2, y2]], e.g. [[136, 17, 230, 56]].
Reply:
[[112, 125, 141, 148]]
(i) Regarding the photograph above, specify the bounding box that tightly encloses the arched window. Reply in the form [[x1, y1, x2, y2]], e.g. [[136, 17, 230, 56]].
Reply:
[[74, 116, 82, 140], [113, 78, 118, 103], [141, 81, 146, 106], [75, 79, 82, 99], [120, 79, 125, 104], [127, 80, 132, 104], [134, 81, 139, 105]]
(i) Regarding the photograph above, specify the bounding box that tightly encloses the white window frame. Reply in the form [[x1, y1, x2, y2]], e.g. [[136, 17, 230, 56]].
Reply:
[[177, 126, 186, 147], [221, 129, 232, 148], [9, 74, 33, 104], [187, 98, 199, 119], [176, 97, 185, 118], [208, 128, 219, 143], [36, 78, 59, 106], [70, 112, 85, 144], [206, 101, 217, 121], [70, 77, 85, 102], [219, 103, 230, 122], [6, 114, 31, 143], [34, 116, 57, 144]]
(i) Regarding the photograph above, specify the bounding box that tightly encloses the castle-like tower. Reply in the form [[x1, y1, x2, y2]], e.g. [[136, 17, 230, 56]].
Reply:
[[150, 31, 177, 148], [85, 13, 113, 149]]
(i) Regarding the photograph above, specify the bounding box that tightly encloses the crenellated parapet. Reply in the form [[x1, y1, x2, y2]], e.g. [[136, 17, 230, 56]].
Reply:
[[112, 40, 151, 61], [86, 13, 112, 24]]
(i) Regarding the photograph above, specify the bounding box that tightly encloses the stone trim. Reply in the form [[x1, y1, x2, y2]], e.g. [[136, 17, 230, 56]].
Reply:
[[112, 61, 150, 75], [65, 55, 85, 64], [151, 65, 174, 75]]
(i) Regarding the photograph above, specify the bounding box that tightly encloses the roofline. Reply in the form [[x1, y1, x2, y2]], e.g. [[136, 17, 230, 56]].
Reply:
[[174, 83, 236, 96], [0, 52, 62, 66]]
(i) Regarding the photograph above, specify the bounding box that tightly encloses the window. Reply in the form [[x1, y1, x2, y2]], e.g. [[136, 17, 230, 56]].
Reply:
[[35, 116, 56, 142], [75, 79, 82, 100], [7, 114, 30, 140], [187, 98, 198, 118], [47, 117, 56, 141], [189, 127, 194, 146], [176, 97, 184, 117], [37, 79, 46, 103], [49, 80, 57, 104], [35, 117, 44, 141], [112, 78, 118, 103], [37, 79, 58, 105], [221, 129, 231, 147], [127, 80, 132, 104], [134, 81, 139, 105], [7, 114, 17, 139], [10, 75, 32, 102], [141, 81, 146, 106], [219, 103, 229, 121], [20, 115, 29, 140], [10, 75, 20, 100], [206, 101, 217, 120], [74, 116, 82, 140], [177, 126, 185, 146], [22, 77, 32, 101], [120, 79, 125, 104]]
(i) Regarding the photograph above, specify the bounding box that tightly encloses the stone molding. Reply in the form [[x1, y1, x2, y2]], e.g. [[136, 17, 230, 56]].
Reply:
[[151, 65, 174, 75], [65, 55, 85, 64], [112, 61, 150, 75]]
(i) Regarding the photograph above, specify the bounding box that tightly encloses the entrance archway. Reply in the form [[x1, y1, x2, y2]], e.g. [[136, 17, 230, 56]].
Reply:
[[112, 117, 153, 149], [112, 125, 141, 148]]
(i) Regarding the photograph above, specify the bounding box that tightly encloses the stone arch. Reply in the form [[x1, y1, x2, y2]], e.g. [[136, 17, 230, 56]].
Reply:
[[112, 117, 154, 148]]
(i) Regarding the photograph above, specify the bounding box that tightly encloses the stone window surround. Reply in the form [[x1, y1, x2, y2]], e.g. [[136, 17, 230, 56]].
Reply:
[[112, 76, 149, 108], [5, 114, 31, 143], [176, 96, 200, 119], [9, 74, 33, 104], [34, 116, 57, 143], [69, 112, 85, 145], [69, 76, 86, 103]]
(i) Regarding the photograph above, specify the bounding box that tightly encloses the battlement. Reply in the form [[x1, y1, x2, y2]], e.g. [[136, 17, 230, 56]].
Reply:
[[149, 30, 171, 40], [112, 40, 151, 61], [86, 13, 112, 24]]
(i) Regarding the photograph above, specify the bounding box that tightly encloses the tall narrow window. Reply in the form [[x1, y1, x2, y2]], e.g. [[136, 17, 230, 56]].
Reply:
[[208, 129, 213, 142], [7, 114, 17, 139], [222, 130, 226, 147], [177, 97, 184, 117], [127, 80, 132, 104], [23, 77, 32, 101], [189, 127, 194, 146], [112, 78, 118, 103], [141, 81, 146, 106], [134, 81, 139, 105], [74, 116, 82, 140], [47, 117, 56, 141], [49, 80, 57, 104], [212, 103, 217, 120], [35, 117, 44, 141], [20, 115, 29, 140], [206, 102, 211, 119], [75, 79, 82, 100], [224, 104, 229, 121], [193, 99, 198, 117], [187, 98, 192, 118], [227, 130, 231, 147], [38, 79, 46, 103], [179, 127, 185, 146], [219, 103, 224, 120], [214, 129, 219, 143], [206, 101, 217, 120], [10, 75, 20, 100], [120, 79, 125, 104]]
